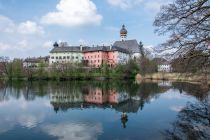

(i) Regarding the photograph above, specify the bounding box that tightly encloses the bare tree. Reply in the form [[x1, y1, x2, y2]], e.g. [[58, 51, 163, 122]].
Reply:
[[0, 57, 10, 77], [154, 0, 210, 83], [154, 0, 210, 54]]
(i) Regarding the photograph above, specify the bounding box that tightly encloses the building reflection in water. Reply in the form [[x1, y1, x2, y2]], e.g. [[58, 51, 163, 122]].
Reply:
[[121, 112, 128, 128], [50, 87, 130, 111], [84, 88, 129, 104], [50, 86, 132, 128], [1, 80, 208, 129]]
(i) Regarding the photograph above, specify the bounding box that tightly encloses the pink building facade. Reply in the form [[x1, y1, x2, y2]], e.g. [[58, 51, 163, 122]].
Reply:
[[84, 88, 129, 104], [83, 46, 129, 68]]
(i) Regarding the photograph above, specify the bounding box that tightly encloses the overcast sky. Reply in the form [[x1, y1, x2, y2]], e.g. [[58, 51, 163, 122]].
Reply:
[[0, 0, 172, 59]]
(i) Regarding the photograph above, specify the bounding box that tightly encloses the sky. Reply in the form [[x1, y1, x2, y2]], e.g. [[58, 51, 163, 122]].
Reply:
[[0, 0, 172, 59]]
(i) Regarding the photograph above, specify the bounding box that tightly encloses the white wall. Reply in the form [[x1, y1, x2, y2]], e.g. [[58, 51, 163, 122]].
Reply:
[[158, 64, 172, 72], [116, 52, 129, 64], [49, 52, 84, 65], [131, 53, 141, 59]]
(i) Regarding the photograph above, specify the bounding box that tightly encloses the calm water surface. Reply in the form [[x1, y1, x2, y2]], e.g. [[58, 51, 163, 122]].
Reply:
[[0, 80, 209, 140]]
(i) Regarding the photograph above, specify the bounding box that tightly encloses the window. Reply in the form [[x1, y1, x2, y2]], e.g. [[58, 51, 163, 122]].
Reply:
[[59, 56, 62, 59], [98, 60, 100, 63], [67, 56, 70, 59], [51, 57, 54, 59], [72, 56, 74, 59], [56, 57, 58, 59], [63, 56, 66, 59], [76, 56, 78, 59]]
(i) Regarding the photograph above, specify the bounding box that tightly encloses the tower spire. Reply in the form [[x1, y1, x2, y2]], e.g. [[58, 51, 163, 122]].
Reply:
[[120, 24, 127, 41]]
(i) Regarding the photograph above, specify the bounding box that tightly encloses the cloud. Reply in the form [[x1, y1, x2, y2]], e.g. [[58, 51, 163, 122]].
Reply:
[[41, 0, 102, 27], [107, 0, 171, 13], [0, 15, 16, 33], [107, 0, 143, 9], [0, 40, 33, 53], [144, 0, 170, 13], [17, 40, 33, 50], [17, 21, 44, 35], [43, 41, 53, 48], [42, 122, 103, 140], [0, 95, 49, 133], [0, 15, 44, 36], [0, 42, 11, 51], [0, 15, 48, 58], [170, 105, 184, 112]]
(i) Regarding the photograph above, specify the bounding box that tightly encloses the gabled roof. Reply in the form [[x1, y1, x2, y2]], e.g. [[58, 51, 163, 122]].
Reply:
[[111, 46, 130, 54], [83, 46, 109, 52], [83, 46, 129, 54], [113, 39, 140, 53], [50, 45, 130, 54], [24, 58, 41, 63], [50, 46, 87, 53]]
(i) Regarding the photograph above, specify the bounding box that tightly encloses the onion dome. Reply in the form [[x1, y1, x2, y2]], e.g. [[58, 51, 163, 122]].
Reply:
[[120, 25, 127, 36], [53, 42, 59, 47]]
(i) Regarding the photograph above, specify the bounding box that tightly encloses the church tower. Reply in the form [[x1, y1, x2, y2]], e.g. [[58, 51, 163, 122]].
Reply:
[[120, 24, 127, 41]]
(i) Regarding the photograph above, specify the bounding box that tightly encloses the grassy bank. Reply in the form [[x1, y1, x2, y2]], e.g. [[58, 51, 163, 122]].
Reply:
[[0, 72, 135, 81], [0, 61, 140, 81], [143, 73, 210, 84]]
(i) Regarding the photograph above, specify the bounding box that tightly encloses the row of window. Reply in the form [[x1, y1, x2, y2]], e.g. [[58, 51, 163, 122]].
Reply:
[[87, 55, 100, 58], [159, 68, 171, 70], [89, 64, 114, 67], [89, 60, 101, 63], [84, 55, 115, 59], [51, 60, 80, 64], [51, 56, 81, 59], [51, 55, 119, 60]]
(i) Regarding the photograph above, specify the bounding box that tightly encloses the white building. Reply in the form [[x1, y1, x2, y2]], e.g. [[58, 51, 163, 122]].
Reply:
[[49, 25, 141, 65], [158, 62, 172, 72], [112, 46, 130, 64], [23, 57, 48, 68], [49, 42, 85, 65], [113, 25, 141, 59]]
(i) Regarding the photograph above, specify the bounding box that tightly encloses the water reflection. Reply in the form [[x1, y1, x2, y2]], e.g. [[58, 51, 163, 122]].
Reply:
[[42, 122, 103, 140], [0, 80, 209, 140], [49, 81, 168, 114], [164, 102, 210, 140]]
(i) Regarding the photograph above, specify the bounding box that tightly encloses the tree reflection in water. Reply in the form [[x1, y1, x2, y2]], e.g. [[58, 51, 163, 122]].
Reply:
[[163, 102, 210, 140], [163, 82, 210, 140], [0, 80, 209, 132]]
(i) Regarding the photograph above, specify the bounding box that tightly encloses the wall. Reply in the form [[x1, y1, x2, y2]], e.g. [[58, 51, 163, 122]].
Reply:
[[83, 51, 108, 67], [49, 52, 83, 64]]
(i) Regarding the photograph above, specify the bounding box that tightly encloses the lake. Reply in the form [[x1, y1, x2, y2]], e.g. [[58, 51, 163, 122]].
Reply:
[[0, 80, 209, 140]]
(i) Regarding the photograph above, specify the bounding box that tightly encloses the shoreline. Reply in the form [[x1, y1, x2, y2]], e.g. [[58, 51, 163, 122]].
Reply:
[[0, 75, 134, 81], [141, 73, 210, 85], [1, 72, 210, 85]]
